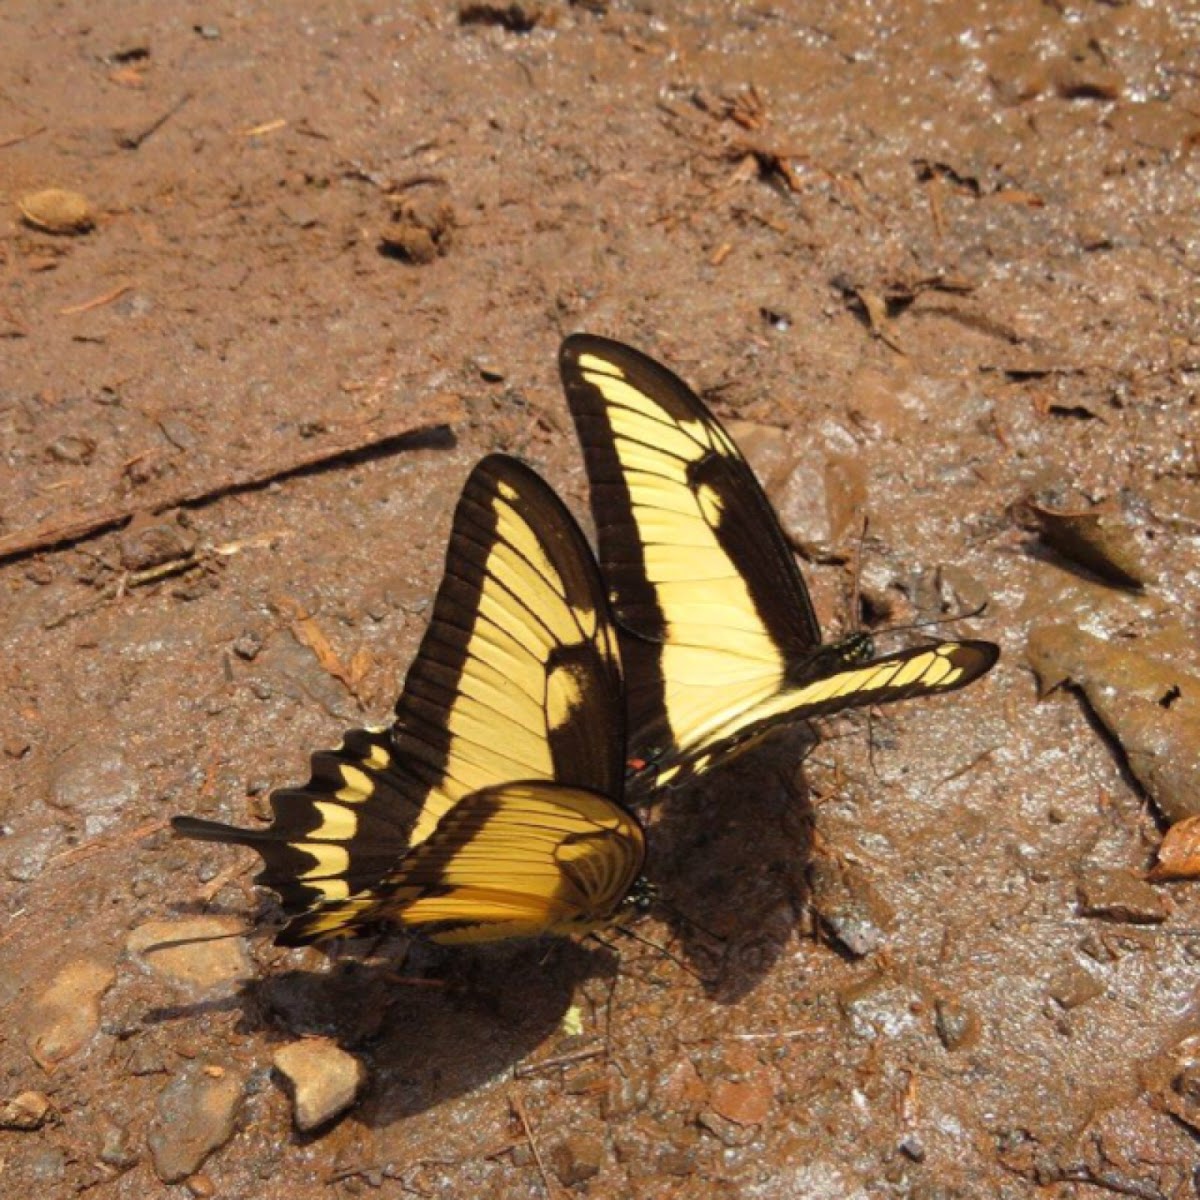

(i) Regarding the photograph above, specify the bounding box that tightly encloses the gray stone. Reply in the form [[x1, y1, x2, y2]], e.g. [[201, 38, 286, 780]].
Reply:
[[1, 827, 60, 883], [147, 1063, 243, 1183], [809, 859, 894, 957], [45, 745, 136, 836]]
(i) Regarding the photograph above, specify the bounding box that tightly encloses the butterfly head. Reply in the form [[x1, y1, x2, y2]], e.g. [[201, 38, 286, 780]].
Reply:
[[836, 631, 876, 664], [626, 875, 657, 915]]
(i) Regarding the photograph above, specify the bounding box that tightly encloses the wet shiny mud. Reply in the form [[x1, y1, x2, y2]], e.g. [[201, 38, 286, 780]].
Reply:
[[2, 2, 1199, 1196]]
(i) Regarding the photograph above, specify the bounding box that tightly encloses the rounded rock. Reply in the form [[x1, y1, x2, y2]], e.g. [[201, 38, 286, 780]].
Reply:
[[272, 1038, 366, 1132]]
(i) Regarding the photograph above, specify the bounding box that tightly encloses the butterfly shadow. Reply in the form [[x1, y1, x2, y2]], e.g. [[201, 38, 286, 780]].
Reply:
[[148, 931, 619, 1125], [644, 726, 818, 1004]]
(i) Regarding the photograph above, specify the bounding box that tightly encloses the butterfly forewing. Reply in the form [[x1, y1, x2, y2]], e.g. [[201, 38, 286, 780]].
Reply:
[[391, 456, 625, 839], [559, 333, 999, 793], [174, 454, 636, 944], [561, 335, 824, 775]]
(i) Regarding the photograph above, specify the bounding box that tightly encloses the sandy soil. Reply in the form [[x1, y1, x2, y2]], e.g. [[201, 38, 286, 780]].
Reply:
[[2, 2, 1199, 1196]]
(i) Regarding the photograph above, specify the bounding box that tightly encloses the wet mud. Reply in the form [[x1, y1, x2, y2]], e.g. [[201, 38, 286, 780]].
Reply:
[[2, 2, 1199, 1196]]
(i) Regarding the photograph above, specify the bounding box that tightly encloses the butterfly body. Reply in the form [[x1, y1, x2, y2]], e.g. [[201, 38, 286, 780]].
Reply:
[[559, 334, 999, 794]]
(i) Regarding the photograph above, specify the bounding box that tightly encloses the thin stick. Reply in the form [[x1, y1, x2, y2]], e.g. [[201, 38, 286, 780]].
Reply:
[[0, 126, 46, 150], [59, 282, 133, 315], [931, 746, 997, 792], [48, 819, 167, 868], [0, 400, 461, 565], [514, 1045, 604, 1078], [511, 1095, 557, 1199], [118, 91, 192, 150], [240, 118, 287, 137]]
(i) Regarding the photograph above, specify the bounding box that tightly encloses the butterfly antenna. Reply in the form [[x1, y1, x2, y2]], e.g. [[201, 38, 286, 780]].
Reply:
[[874, 600, 991, 642], [651, 895, 725, 945], [609, 925, 704, 982], [850, 513, 869, 635]]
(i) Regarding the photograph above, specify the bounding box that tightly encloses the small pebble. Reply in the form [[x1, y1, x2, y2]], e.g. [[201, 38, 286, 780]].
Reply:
[[3, 828, 60, 882], [3, 734, 31, 758], [46, 745, 134, 816], [18, 188, 94, 234], [709, 1076, 771, 1127], [159, 418, 197, 451], [26, 1145, 67, 1184], [548, 1132, 605, 1186], [1078, 868, 1170, 925], [0, 1090, 52, 1131], [26, 957, 116, 1067], [272, 1038, 366, 1131], [697, 1108, 758, 1147], [127, 918, 251, 995], [47, 434, 96, 464], [475, 358, 505, 382], [147, 1063, 244, 1183], [232, 632, 264, 661], [119, 516, 196, 572], [838, 971, 920, 1039], [935, 997, 980, 1051], [809, 858, 893, 957], [1048, 961, 1105, 1010], [98, 1117, 138, 1167]]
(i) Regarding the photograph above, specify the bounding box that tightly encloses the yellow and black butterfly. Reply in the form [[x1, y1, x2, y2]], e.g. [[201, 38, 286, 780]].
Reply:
[[559, 334, 1000, 795], [173, 454, 648, 945]]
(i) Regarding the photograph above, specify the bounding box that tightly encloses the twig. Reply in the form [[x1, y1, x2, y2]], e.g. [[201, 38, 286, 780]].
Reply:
[[931, 746, 997, 792], [724, 1028, 822, 1041], [240, 118, 287, 137], [279, 596, 359, 695], [48, 819, 168, 868], [514, 1044, 605, 1077], [0, 125, 46, 150], [327, 1141, 525, 1187], [118, 92, 193, 150], [0, 909, 28, 949], [124, 553, 202, 588], [59, 283, 133, 316], [0, 400, 462, 565], [511, 1095, 558, 1198]]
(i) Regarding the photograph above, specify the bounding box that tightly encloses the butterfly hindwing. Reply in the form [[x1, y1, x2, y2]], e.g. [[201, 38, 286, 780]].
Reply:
[[559, 333, 999, 791], [173, 725, 427, 914], [281, 781, 645, 945], [174, 454, 641, 944]]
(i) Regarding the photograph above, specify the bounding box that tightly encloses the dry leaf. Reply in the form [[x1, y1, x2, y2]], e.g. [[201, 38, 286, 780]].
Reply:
[[277, 597, 356, 693], [1149, 816, 1200, 882]]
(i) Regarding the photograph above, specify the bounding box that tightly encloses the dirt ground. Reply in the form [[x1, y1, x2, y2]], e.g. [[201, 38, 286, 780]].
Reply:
[[3, 1, 1200, 1196]]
